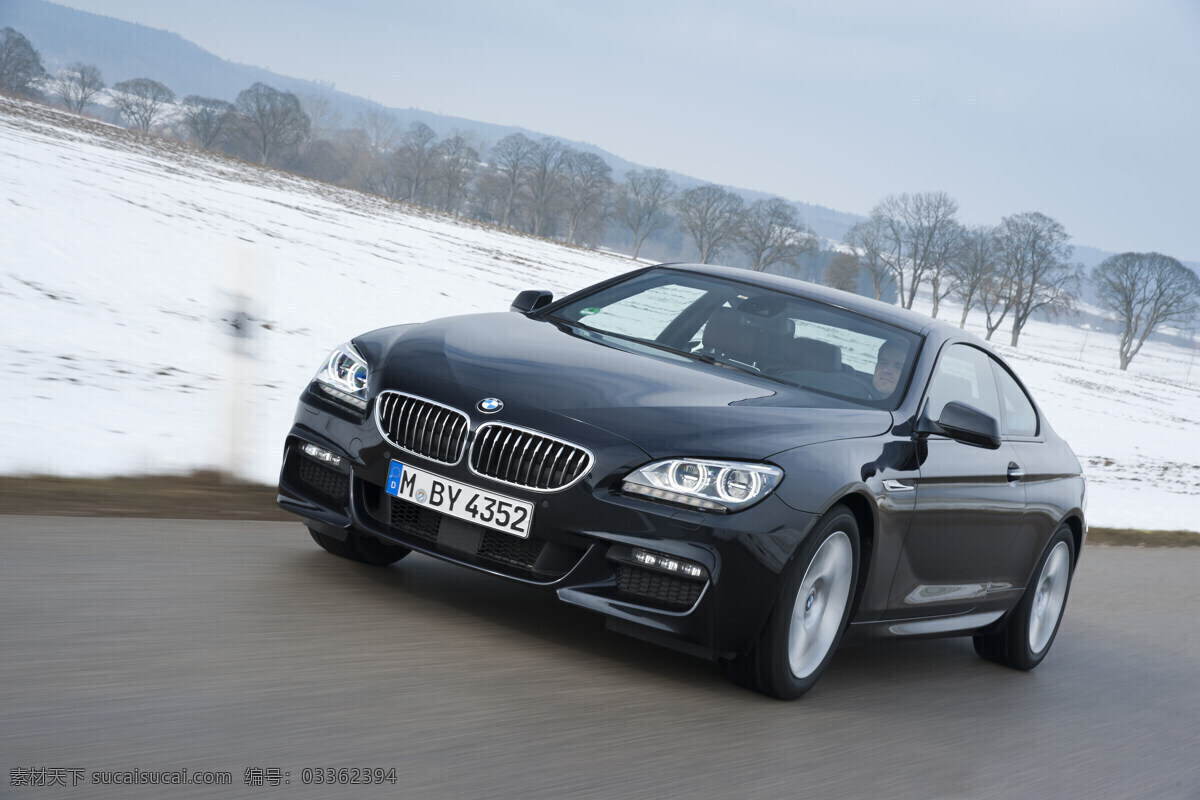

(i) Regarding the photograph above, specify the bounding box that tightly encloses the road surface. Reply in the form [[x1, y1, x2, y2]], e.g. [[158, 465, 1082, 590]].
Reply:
[[2, 516, 1197, 799]]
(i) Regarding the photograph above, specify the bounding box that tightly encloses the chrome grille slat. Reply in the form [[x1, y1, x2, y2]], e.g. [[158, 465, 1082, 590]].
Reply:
[[430, 407, 446, 459], [513, 436, 536, 485], [523, 439, 546, 487], [438, 413, 454, 462], [497, 429, 516, 477], [469, 422, 593, 492], [542, 443, 565, 489], [374, 391, 470, 466]]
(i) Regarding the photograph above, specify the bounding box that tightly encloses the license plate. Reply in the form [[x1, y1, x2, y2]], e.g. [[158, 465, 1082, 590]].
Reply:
[[385, 460, 534, 538]]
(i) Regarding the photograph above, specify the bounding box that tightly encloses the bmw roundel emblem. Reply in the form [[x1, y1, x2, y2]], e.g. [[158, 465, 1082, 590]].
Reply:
[[478, 397, 504, 413]]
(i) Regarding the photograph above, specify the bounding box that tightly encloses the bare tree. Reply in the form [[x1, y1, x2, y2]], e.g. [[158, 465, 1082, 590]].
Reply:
[[869, 192, 961, 310], [52, 62, 104, 113], [979, 267, 1015, 341], [526, 138, 566, 237], [948, 226, 999, 329], [112, 78, 175, 132], [181, 95, 234, 149], [561, 150, 612, 245], [739, 198, 815, 272], [489, 133, 535, 229], [842, 215, 894, 299], [1094, 252, 1200, 370], [234, 82, 310, 164], [925, 219, 965, 318], [993, 211, 1080, 346], [351, 109, 400, 195], [434, 132, 481, 216], [615, 169, 676, 260], [0, 27, 46, 98], [676, 184, 744, 263], [823, 252, 861, 293], [299, 94, 342, 143], [393, 121, 439, 204]]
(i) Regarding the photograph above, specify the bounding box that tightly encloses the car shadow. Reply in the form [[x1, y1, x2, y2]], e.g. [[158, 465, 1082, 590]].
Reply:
[[288, 544, 1011, 701]]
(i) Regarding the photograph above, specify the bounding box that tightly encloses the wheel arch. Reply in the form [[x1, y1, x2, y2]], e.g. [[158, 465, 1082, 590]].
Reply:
[[829, 491, 876, 621], [1061, 513, 1085, 570]]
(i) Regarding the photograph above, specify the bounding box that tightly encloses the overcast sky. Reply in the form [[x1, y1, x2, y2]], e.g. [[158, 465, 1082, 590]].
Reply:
[[49, 0, 1200, 261]]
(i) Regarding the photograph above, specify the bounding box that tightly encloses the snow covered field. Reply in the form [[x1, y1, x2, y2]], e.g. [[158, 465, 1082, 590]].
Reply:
[[2, 97, 1197, 532]]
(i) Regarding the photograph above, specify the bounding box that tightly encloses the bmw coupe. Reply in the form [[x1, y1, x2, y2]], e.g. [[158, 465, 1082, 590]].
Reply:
[[277, 263, 1085, 699]]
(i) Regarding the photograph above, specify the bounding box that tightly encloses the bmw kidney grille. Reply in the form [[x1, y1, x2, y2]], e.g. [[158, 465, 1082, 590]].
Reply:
[[375, 392, 591, 490]]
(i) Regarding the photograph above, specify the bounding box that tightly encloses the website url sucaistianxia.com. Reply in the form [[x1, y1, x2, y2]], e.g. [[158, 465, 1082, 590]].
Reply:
[[10, 767, 233, 787]]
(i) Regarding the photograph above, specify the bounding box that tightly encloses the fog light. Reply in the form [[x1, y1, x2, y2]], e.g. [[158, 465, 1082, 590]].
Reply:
[[632, 548, 707, 579], [302, 443, 342, 466]]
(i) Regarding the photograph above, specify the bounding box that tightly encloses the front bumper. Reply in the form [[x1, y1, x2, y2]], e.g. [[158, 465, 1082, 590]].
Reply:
[[278, 392, 817, 659]]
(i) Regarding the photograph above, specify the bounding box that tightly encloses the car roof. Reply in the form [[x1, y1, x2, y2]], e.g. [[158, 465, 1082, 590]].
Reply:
[[659, 262, 967, 340]]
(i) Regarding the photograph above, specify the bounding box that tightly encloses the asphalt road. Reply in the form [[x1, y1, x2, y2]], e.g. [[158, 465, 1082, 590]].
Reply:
[[3, 516, 1198, 800]]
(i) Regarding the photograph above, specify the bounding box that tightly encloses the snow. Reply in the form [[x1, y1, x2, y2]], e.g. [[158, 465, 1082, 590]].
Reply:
[[2, 97, 1197, 533]]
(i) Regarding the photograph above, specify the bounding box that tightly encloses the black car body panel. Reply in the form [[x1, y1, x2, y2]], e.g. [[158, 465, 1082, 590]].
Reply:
[[279, 263, 1086, 683]]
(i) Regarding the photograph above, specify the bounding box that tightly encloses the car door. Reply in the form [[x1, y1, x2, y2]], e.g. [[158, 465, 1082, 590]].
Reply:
[[886, 343, 1026, 619], [987, 356, 1054, 597]]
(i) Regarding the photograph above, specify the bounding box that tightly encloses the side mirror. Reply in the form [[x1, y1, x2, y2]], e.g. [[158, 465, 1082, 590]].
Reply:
[[916, 401, 1002, 450], [511, 289, 553, 314]]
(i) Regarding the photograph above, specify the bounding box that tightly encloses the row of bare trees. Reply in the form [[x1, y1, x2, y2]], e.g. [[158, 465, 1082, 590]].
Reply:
[[6, 26, 817, 266], [840, 193, 1082, 346], [672, 184, 818, 270], [837, 191, 1198, 365], [7, 27, 1194, 368]]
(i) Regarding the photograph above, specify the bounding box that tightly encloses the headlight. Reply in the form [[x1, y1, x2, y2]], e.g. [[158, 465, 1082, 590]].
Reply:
[[621, 458, 783, 512], [313, 342, 369, 410]]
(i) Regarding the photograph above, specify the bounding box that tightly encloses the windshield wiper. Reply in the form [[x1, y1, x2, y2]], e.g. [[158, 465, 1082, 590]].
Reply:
[[684, 350, 768, 379], [548, 318, 767, 378]]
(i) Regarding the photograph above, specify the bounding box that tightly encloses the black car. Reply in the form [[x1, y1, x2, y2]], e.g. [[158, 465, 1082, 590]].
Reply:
[[278, 263, 1085, 699]]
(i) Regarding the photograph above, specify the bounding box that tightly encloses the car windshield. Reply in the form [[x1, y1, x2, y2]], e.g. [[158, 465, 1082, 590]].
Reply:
[[546, 269, 922, 408]]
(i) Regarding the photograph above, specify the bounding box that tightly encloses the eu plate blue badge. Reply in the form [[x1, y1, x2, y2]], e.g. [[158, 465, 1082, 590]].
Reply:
[[387, 461, 404, 494]]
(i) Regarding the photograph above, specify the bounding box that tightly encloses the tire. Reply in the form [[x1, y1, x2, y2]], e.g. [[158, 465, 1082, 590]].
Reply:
[[721, 507, 860, 699], [308, 526, 411, 566], [973, 524, 1074, 670]]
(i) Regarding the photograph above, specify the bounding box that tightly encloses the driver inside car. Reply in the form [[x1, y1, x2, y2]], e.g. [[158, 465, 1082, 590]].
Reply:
[[871, 339, 909, 398]]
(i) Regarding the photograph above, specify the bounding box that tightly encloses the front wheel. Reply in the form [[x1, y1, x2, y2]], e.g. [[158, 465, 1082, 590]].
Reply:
[[308, 526, 411, 566], [974, 524, 1075, 670], [721, 508, 860, 699]]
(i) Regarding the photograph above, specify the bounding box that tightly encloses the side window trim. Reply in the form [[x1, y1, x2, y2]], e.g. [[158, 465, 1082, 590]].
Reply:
[[988, 357, 1041, 439], [919, 342, 1003, 424]]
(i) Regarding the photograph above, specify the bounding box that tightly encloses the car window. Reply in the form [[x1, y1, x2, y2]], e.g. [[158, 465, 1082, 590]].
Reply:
[[992, 359, 1039, 437], [791, 319, 889, 374], [925, 344, 1000, 421], [549, 269, 922, 408], [574, 282, 710, 340]]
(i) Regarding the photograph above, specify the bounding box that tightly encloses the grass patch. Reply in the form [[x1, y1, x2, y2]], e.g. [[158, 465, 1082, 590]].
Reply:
[[0, 472, 294, 521], [1084, 526, 1200, 548], [0, 473, 1195, 546]]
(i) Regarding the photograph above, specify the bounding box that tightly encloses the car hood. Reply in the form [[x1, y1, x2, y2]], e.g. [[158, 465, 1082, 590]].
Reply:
[[355, 313, 893, 461]]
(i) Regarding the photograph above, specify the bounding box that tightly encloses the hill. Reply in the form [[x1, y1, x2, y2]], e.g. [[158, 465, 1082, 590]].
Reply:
[[0, 0, 867, 243]]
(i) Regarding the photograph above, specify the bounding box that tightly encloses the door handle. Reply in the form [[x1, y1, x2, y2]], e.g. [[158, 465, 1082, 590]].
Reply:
[[1007, 463, 1025, 482]]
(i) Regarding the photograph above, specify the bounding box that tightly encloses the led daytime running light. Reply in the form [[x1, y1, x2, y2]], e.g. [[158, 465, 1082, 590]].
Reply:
[[633, 548, 707, 579], [302, 442, 342, 465], [622, 458, 782, 512]]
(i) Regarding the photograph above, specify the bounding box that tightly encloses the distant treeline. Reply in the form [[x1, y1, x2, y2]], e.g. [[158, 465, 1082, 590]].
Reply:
[[2, 25, 1196, 368]]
